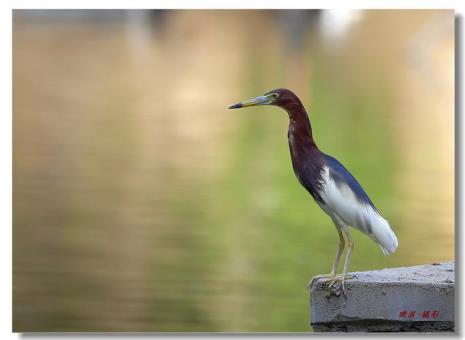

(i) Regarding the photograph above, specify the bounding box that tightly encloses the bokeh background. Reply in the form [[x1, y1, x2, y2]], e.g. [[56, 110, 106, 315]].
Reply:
[[13, 9, 454, 332]]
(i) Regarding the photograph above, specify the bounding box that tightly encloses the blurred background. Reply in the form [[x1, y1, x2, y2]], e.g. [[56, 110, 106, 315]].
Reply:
[[13, 9, 454, 332]]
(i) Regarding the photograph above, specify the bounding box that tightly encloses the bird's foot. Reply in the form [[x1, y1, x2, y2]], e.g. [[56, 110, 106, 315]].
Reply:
[[323, 274, 356, 297], [307, 273, 336, 290]]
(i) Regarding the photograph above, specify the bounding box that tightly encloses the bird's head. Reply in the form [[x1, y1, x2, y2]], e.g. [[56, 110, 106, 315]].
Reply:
[[228, 88, 300, 111]]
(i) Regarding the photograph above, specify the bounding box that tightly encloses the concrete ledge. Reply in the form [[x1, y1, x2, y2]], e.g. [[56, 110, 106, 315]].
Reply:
[[310, 262, 455, 332]]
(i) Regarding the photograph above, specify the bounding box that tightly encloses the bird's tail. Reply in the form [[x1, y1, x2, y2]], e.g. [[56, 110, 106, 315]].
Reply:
[[371, 214, 398, 255]]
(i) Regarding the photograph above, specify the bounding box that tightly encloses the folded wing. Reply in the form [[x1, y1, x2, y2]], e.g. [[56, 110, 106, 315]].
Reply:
[[319, 155, 398, 255]]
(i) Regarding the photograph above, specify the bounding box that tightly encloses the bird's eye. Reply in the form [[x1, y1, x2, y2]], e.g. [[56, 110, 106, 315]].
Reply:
[[273, 93, 279, 99]]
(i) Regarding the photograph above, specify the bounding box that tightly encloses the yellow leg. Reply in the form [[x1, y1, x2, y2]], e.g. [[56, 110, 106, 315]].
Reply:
[[331, 225, 346, 274], [342, 228, 353, 278], [327, 227, 354, 295], [308, 221, 345, 289]]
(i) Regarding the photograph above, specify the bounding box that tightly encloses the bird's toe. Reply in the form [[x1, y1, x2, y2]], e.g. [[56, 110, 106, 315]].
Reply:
[[308, 273, 336, 290], [324, 274, 355, 296]]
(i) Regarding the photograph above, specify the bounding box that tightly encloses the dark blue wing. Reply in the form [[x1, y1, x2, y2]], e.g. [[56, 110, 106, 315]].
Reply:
[[323, 154, 378, 211]]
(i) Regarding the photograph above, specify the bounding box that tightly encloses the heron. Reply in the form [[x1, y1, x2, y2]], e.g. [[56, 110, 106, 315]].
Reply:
[[229, 88, 398, 295]]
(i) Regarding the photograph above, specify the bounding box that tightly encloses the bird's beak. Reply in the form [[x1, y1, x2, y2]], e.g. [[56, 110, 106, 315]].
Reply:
[[228, 94, 274, 109]]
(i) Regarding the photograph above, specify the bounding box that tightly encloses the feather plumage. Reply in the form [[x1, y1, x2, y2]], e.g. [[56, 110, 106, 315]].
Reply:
[[319, 159, 398, 254]]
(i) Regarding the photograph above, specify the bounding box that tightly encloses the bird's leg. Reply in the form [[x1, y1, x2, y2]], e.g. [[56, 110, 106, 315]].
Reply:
[[308, 223, 345, 289], [327, 228, 355, 295], [331, 225, 346, 275]]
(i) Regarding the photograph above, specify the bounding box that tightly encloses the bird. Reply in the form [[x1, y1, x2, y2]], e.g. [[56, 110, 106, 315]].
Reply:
[[229, 88, 398, 295]]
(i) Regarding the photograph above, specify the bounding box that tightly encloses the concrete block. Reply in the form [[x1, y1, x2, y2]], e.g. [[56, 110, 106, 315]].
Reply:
[[310, 262, 454, 332]]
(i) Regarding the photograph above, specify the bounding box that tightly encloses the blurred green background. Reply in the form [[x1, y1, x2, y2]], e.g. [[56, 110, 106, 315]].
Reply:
[[13, 9, 454, 332]]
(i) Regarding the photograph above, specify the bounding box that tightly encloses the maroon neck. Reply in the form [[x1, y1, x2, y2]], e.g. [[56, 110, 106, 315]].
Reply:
[[284, 99, 317, 148]]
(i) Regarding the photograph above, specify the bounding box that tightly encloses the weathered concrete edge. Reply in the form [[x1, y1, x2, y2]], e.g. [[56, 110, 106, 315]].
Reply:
[[310, 262, 455, 332], [311, 280, 454, 323]]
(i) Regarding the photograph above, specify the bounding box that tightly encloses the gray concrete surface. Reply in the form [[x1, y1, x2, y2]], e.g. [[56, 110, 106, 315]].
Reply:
[[310, 262, 454, 332]]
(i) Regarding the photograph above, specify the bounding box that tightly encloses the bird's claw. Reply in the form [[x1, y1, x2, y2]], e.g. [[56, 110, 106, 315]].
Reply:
[[307, 273, 336, 290], [323, 274, 356, 297]]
